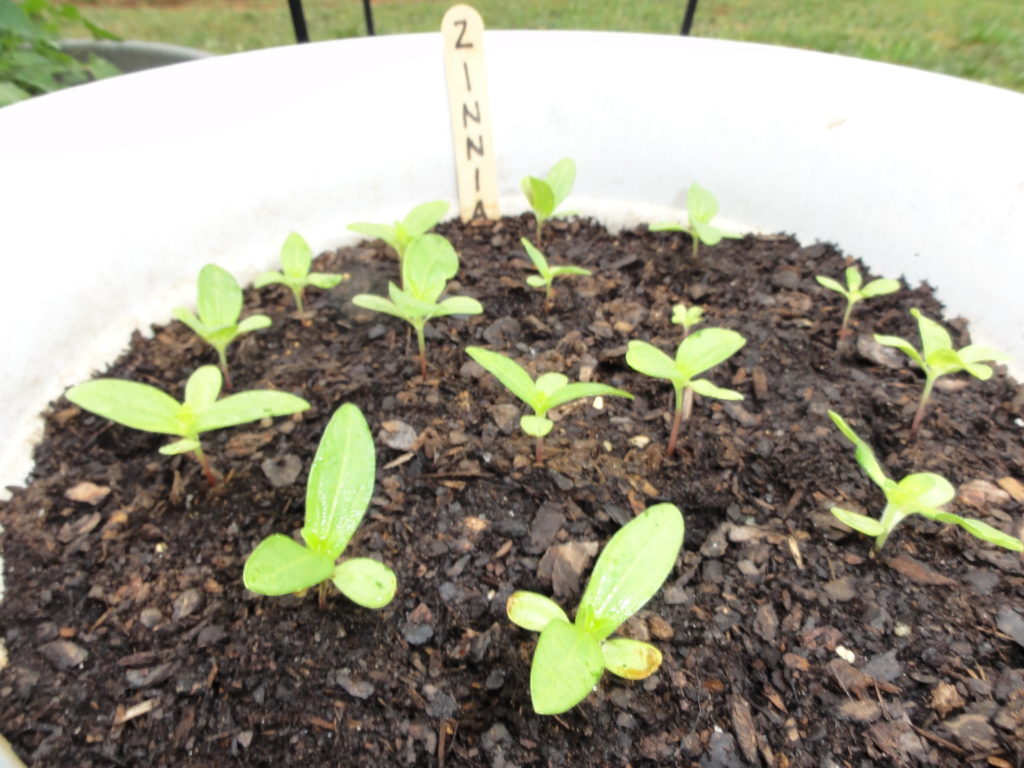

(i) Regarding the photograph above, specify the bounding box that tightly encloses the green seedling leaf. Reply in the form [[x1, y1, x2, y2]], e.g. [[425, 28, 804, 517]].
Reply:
[[576, 503, 684, 640], [353, 234, 481, 378], [195, 389, 310, 433], [522, 158, 575, 241], [244, 403, 400, 605], [403, 200, 450, 238], [65, 379, 183, 435], [827, 410, 890, 489], [929, 512, 1024, 552], [521, 238, 591, 301], [174, 264, 271, 374], [522, 176, 555, 220], [508, 504, 685, 714], [67, 365, 309, 485], [302, 403, 375, 559], [874, 309, 1008, 434], [829, 410, 1022, 552], [467, 346, 632, 463], [466, 347, 538, 405], [650, 183, 740, 258], [600, 638, 663, 680], [255, 232, 347, 310], [830, 507, 885, 537], [676, 328, 747, 378], [545, 158, 576, 209], [332, 558, 398, 609], [402, 233, 459, 303], [671, 302, 704, 336], [626, 325, 746, 456], [530, 619, 605, 715], [624, 341, 679, 381], [506, 591, 570, 632], [348, 200, 449, 261], [815, 265, 899, 344], [242, 534, 335, 596], [520, 414, 554, 438]]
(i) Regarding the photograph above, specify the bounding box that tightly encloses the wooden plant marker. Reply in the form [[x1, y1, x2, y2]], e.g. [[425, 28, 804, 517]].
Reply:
[[441, 4, 499, 222]]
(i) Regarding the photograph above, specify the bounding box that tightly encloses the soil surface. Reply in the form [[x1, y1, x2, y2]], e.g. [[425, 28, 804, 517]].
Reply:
[[2, 215, 1023, 768]]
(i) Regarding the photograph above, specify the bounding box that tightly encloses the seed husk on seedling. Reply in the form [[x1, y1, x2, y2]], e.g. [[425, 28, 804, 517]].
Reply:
[[873, 309, 1008, 436], [352, 234, 483, 379], [466, 346, 632, 465], [243, 403, 398, 608], [173, 264, 272, 388], [521, 157, 575, 243], [348, 200, 449, 266], [650, 183, 741, 259], [625, 326, 746, 457], [827, 410, 1022, 553], [255, 232, 348, 311], [520, 237, 591, 307], [507, 503, 684, 714], [815, 266, 899, 347], [65, 365, 309, 486]]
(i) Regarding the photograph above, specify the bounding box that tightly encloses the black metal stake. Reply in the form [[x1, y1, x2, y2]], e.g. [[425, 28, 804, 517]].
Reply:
[[680, 0, 699, 36], [363, 0, 375, 36], [288, 0, 309, 43]]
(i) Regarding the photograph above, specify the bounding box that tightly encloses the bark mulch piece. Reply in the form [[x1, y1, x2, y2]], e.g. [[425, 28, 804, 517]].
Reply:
[[1, 214, 1022, 767]]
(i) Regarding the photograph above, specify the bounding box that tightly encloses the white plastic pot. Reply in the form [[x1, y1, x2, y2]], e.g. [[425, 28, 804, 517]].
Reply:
[[0, 30, 1021, 496], [1, 31, 1023, 768]]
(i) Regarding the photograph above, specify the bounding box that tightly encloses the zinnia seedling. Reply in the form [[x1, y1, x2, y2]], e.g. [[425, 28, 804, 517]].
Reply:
[[874, 309, 1008, 436], [650, 183, 740, 259], [466, 346, 632, 465], [65, 365, 310, 486], [243, 403, 398, 608], [255, 232, 348, 311], [348, 200, 449, 265], [815, 266, 899, 345], [352, 234, 483, 378], [625, 326, 746, 457], [507, 503, 684, 715], [521, 237, 591, 305], [521, 157, 575, 243], [827, 410, 1022, 553], [173, 264, 272, 387], [671, 301, 703, 337]]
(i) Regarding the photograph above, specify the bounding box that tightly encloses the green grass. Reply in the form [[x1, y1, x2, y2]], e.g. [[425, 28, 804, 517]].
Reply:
[[65, 0, 1024, 92]]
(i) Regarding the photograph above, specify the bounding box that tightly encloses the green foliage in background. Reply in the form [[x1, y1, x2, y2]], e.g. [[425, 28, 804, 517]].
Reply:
[[1, 0, 119, 106], [59, 0, 1024, 93]]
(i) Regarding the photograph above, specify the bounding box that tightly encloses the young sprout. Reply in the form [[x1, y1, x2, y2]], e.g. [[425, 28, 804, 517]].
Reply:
[[874, 309, 1008, 436], [650, 183, 741, 259], [466, 346, 632, 465], [625, 327, 746, 457], [173, 264, 272, 387], [671, 301, 704, 337], [507, 503, 684, 715], [348, 200, 449, 265], [352, 234, 483, 379], [255, 232, 348, 311], [521, 237, 591, 306], [521, 157, 575, 243], [815, 266, 899, 345], [243, 403, 397, 608], [827, 410, 1022, 553], [65, 365, 309, 486]]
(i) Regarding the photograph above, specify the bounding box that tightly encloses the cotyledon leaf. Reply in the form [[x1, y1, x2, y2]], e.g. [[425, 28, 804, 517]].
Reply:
[[301, 403, 376, 559], [576, 503, 684, 640]]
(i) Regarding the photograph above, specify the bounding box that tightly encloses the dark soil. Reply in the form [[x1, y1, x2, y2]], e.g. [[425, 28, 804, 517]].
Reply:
[[2, 215, 1023, 768]]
